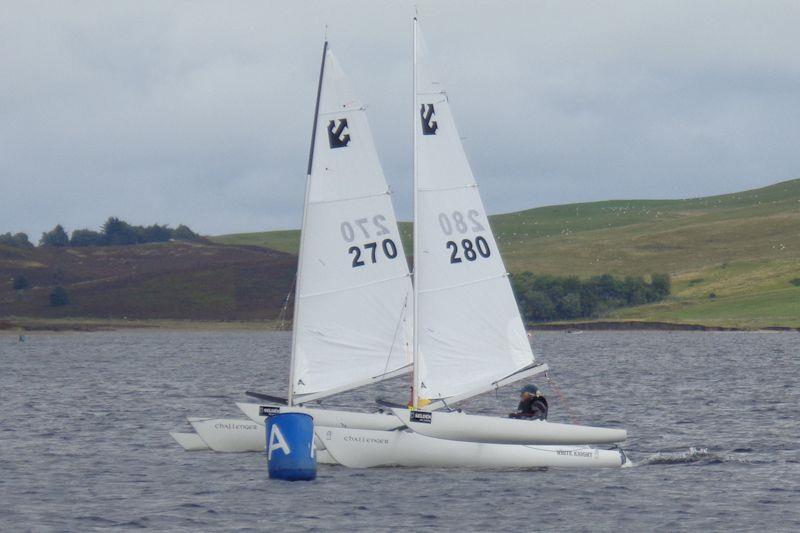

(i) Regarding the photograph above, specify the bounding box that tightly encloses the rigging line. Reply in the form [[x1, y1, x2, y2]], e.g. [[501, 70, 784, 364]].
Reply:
[[377, 291, 410, 400], [277, 275, 296, 331], [306, 190, 391, 206], [545, 370, 582, 426]]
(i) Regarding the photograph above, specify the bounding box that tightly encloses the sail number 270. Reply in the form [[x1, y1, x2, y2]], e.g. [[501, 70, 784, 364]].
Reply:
[[341, 215, 399, 268]]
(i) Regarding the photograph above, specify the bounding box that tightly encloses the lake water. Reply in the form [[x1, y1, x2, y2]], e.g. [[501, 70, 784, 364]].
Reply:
[[1, 330, 798, 531]]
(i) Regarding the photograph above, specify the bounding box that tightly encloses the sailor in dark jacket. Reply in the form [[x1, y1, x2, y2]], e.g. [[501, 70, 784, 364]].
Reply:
[[509, 384, 548, 420]]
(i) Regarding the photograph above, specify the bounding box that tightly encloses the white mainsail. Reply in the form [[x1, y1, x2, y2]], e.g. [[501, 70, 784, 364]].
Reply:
[[413, 22, 538, 406], [289, 43, 413, 404]]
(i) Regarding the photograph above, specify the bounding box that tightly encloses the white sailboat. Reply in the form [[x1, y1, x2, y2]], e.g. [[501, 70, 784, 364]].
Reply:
[[177, 22, 629, 468], [397, 19, 627, 445], [236, 41, 417, 429], [177, 41, 418, 452], [314, 18, 628, 468]]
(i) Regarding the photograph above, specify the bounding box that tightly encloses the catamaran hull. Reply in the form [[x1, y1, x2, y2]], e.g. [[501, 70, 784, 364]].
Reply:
[[317, 427, 627, 468], [175, 416, 337, 462], [392, 408, 627, 445], [189, 418, 265, 453], [170, 431, 210, 451], [236, 402, 404, 431], [172, 417, 625, 468]]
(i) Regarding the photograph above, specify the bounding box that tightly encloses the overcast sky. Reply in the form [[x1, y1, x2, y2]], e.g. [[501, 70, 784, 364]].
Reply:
[[2, 1, 799, 239]]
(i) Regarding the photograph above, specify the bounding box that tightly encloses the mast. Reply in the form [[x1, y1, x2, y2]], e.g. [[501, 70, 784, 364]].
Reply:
[[411, 16, 421, 409], [288, 38, 328, 407], [409, 22, 537, 407]]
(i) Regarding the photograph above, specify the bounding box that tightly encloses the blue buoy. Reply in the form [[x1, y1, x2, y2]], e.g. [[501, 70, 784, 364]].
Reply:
[[266, 413, 316, 481]]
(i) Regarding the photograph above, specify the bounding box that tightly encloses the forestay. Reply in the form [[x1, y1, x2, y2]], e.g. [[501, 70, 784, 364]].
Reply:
[[413, 24, 535, 404], [291, 46, 413, 404]]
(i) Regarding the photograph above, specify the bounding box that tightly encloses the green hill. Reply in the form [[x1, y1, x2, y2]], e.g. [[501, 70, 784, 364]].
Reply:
[[3, 179, 797, 330], [213, 178, 800, 329]]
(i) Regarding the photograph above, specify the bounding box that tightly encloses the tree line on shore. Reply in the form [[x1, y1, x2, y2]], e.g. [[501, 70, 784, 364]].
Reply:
[[0, 217, 201, 248], [512, 272, 671, 322]]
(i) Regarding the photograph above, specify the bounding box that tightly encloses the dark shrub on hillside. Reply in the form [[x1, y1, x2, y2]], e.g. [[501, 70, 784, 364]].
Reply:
[[0, 232, 33, 248], [512, 272, 671, 322], [173, 224, 200, 241], [13, 274, 30, 290], [69, 229, 104, 247], [139, 224, 173, 243], [102, 217, 139, 245], [49, 286, 70, 306], [650, 273, 671, 298], [71, 218, 201, 246], [40, 225, 69, 247]]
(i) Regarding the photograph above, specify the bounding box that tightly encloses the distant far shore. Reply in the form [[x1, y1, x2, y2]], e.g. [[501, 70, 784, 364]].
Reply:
[[2, 317, 797, 334], [0, 317, 285, 333], [530, 320, 799, 332]]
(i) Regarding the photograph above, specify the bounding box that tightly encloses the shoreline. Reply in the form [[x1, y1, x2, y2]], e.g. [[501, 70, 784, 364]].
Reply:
[[530, 320, 798, 332], [2, 317, 797, 333], [0, 317, 285, 333]]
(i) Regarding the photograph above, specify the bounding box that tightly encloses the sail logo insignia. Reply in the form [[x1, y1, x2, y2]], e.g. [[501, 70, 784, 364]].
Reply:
[[410, 411, 432, 424], [327, 118, 351, 148], [420, 104, 438, 135]]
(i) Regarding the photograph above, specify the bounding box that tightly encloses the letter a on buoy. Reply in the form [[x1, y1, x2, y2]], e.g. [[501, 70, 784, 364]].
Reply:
[[266, 413, 316, 480], [268, 424, 292, 460]]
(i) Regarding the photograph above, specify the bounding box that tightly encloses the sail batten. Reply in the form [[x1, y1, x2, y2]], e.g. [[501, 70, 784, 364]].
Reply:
[[290, 46, 413, 402], [417, 273, 509, 295], [300, 272, 412, 300], [418, 184, 478, 193], [308, 190, 391, 206], [413, 22, 535, 404]]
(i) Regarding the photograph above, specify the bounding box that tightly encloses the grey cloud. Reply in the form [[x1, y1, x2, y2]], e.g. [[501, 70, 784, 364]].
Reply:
[[1, 1, 798, 239]]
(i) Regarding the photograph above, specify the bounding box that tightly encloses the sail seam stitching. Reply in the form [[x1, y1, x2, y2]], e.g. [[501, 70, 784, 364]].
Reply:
[[308, 190, 391, 205], [299, 273, 412, 299], [418, 272, 508, 294], [318, 106, 366, 117], [418, 184, 478, 192]]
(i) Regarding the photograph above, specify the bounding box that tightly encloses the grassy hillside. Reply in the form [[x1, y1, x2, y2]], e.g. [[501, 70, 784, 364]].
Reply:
[[3, 179, 797, 329], [213, 179, 800, 328], [0, 242, 296, 322]]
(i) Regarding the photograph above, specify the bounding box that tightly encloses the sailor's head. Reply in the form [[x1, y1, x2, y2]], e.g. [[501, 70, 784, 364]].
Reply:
[[520, 384, 539, 398]]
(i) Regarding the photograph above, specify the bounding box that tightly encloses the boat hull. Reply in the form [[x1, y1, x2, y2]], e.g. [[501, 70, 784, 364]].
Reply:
[[175, 416, 337, 463], [317, 427, 626, 468], [170, 431, 209, 451], [236, 402, 404, 431], [392, 408, 627, 445], [173, 415, 625, 468], [189, 418, 265, 453]]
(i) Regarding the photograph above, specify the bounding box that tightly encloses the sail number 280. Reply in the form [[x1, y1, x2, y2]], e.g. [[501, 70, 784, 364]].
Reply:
[[439, 210, 491, 264], [447, 237, 490, 263]]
